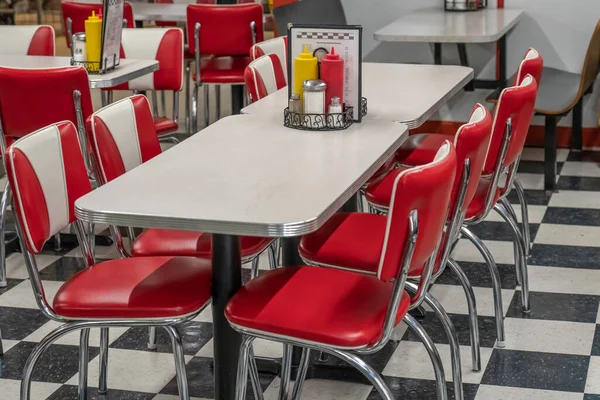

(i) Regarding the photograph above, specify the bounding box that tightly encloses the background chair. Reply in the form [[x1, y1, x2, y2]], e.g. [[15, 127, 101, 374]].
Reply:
[[6, 120, 209, 400], [61, 1, 135, 48], [250, 36, 288, 82], [104, 28, 184, 141], [155, 0, 216, 27], [244, 53, 286, 103], [0, 25, 55, 56], [186, 3, 264, 131]]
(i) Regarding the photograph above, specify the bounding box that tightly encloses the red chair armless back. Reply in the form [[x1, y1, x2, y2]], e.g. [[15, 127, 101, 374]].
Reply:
[[378, 142, 457, 282], [119, 28, 184, 91], [5, 121, 91, 254], [62, 1, 135, 47], [484, 75, 538, 174], [89, 95, 162, 185], [0, 66, 93, 141], [250, 36, 288, 82], [513, 48, 543, 86], [245, 54, 286, 102], [0, 25, 55, 56], [186, 4, 264, 56]]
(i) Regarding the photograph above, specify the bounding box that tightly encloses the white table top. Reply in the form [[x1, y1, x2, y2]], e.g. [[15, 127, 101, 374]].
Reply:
[[131, 2, 269, 23], [374, 8, 524, 43], [0, 55, 159, 89], [75, 115, 408, 237], [242, 62, 473, 129]]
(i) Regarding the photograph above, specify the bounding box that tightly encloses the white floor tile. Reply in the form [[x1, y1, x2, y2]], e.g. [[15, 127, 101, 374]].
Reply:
[[549, 190, 600, 209], [0, 279, 62, 309], [516, 173, 550, 190], [585, 356, 600, 394], [152, 395, 209, 400], [192, 306, 213, 323], [0, 379, 61, 400], [560, 161, 600, 177], [66, 348, 192, 393], [2, 339, 19, 353], [475, 384, 583, 400], [427, 284, 514, 317], [520, 148, 569, 163], [24, 320, 129, 346], [263, 377, 372, 400], [5, 253, 61, 280], [502, 318, 596, 355], [535, 224, 600, 247], [483, 205, 546, 224], [382, 342, 493, 384], [452, 238, 516, 265], [529, 265, 600, 295], [196, 337, 283, 359]]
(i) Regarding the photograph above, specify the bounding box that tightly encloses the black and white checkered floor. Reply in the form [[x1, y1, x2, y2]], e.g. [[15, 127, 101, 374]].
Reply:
[[2, 147, 600, 400]]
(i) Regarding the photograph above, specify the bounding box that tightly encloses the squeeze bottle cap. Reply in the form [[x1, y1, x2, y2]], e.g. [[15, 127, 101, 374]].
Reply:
[[298, 45, 314, 59], [325, 47, 341, 60], [88, 10, 101, 21]]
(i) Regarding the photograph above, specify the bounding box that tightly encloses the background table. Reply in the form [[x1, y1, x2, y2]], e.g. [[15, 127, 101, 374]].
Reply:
[[374, 8, 523, 90], [242, 62, 473, 129], [0, 55, 158, 89], [75, 114, 408, 400]]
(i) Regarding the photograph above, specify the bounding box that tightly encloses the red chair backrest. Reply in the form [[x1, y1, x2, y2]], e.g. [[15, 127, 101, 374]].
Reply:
[[513, 48, 543, 86], [377, 142, 457, 282], [5, 121, 91, 254], [89, 95, 162, 185], [0, 25, 55, 56], [484, 75, 538, 175], [61, 1, 135, 47], [186, 3, 264, 56], [250, 36, 288, 82], [245, 54, 286, 102], [0, 66, 93, 141]]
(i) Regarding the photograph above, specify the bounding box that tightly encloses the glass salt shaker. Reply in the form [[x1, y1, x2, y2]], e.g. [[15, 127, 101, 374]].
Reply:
[[302, 80, 327, 128]]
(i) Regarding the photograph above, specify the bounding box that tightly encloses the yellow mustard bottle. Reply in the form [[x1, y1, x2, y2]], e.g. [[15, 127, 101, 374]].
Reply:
[[84, 10, 102, 72], [293, 45, 318, 102]]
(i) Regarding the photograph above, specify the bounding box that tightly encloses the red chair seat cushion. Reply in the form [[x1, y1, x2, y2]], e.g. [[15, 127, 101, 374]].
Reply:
[[225, 266, 411, 348], [193, 56, 250, 84], [299, 213, 386, 274], [154, 117, 179, 135], [396, 133, 453, 167], [53, 256, 211, 319], [132, 229, 272, 260]]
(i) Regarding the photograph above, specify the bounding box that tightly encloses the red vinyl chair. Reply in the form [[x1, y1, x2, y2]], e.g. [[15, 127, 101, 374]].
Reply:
[[186, 3, 264, 130], [61, 1, 135, 48], [226, 143, 457, 400], [244, 53, 286, 103], [104, 28, 184, 140], [155, 0, 216, 27], [250, 36, 288, 84], [7, 121, 207, 400], [0, 25, 55, 56]]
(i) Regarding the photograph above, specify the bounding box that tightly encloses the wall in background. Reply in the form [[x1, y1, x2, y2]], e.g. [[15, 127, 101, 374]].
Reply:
[[341, 0, 599, 129]]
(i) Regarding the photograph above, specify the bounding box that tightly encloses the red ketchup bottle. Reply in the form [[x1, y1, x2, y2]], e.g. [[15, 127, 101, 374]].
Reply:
[[320, 47, 345, 113]]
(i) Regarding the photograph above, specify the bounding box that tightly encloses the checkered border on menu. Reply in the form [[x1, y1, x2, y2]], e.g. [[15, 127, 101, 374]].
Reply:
[[296, 31, 355, 40]]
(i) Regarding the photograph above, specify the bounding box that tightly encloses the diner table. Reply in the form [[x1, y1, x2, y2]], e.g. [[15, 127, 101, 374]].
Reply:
[[0, 55, 159, 89], [75, 114, 409, 400], [374, 8, 524, 90]]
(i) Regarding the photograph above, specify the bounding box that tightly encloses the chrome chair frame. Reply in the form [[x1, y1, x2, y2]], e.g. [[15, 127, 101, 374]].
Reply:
[[232, 211, 450, 400]]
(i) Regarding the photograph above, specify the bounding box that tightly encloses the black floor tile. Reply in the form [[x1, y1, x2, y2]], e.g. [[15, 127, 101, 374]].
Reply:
[[584, 395, 600, 400], [0, 307, 49, 340], [592, 325, 600, 357], [466, 221, 539, 243], [110, 322, 213, 356], [0, 342, 99, 383], [38, 257, 106, 281], [46, 385, 156, 400], [402, 312, 499, 348], [309, 339, 400, 375], [566, 150, 600, 162], [518, 160, 564, 175], [543, 207, 600, 227], [367, 376, 478, 400], [481, 349, 590, 392], [529, 243, 600, 269], [506, 189, 551, 206], [436, 261, 517, 290], [506, 291, 600, 323], [557, 176, 600, 191]]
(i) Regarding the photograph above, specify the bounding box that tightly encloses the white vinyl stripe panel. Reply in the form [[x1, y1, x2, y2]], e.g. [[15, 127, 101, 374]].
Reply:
[[14, 125, 70, 244], [121, 29, 165, 90], [253, 57, 278, 95], [0, 26, 37, 55], [256, 39, 287, 83], [96, 99, 143, 172]]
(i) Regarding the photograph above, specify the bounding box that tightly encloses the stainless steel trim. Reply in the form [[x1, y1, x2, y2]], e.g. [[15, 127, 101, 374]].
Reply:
[[89, 62, 160, 89]]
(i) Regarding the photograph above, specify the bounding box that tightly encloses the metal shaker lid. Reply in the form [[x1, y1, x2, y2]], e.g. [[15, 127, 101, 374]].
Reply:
[[302, 79, 327, 92]]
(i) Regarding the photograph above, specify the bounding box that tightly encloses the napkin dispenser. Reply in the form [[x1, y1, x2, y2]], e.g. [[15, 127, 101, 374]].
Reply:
[[445, 0, 487, 11]]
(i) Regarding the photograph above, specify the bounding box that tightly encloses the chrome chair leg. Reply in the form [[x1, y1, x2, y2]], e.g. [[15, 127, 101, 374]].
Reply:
[[280, 344, 293, 400], [164, 326, 190, 400], [148, 327, 157, 350], [513, 178, 531, 257], [495, 200, 530, 313], [235, 335, 255, 400], [185, 62, 191, 135], [53, 233, 63, 252], [357, 191, 365, 213], [98, 327, 109, 394], [192, 84, 199, 133], [0, 182, 11, 288], [291, 347, 311, 400], [447, 258, 481, 372], [215, 85, 221, 121], [248, 345, 264, 400], [460, 226, 506, 347], [251, 257, 260, 279], [267, 243, 278, 270], [203, 84, 210, 128], [502, 200, 523, 285], [0, 326, 4, 356], [79, 329, 90, 400], [328, 348, 395, 400], [87, 223, 95, 259], [403, 314, 448, 400]]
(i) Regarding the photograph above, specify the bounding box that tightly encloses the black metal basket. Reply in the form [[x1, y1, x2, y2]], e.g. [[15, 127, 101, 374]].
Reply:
[[70, 56, 117, 75], [284, 105, 354, 131], [361, 97, 368, 117]]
